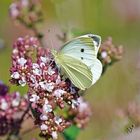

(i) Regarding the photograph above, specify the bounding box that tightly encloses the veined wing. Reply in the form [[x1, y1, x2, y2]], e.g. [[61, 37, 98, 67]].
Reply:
[[56, 54, 92, 90], [90, 59, 102, 84], [60, 34, 101, 62], [60, 34, 102, 85]]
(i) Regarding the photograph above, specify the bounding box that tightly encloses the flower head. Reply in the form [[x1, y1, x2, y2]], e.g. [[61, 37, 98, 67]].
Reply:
[[0, 90, 28, 136], [10, 36, 92, 139], [98, 37, 123, 73], [9, 0, 43, 26]]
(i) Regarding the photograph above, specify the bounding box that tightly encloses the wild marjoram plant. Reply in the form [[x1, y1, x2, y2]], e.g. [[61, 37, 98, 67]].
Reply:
[[0, 0, 124, 140]]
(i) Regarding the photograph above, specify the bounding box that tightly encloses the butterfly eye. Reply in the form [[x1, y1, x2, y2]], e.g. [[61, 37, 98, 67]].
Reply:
[[81, 49, 84, 52]]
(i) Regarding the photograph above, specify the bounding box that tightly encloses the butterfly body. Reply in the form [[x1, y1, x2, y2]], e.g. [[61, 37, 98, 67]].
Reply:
[[52, 34, 102, 90]]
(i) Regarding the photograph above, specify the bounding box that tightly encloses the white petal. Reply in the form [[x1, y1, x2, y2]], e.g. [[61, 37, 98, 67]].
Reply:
[[45, 83, 54, 92], [1, 100, 8, 110], [11, 72, 20, 79], [101, 51, 107, 58], [51, 131, 58, 139], [33, 68, 42, 76], [40, 124, 48, 131], [30, 75, 36, 83], [40, 56, 49, 63], [29, 94, 39, 103], [71, 99, 79, 109], [39, 81, 54, 92], [43, 104, 52, 113], [32, 63, 39, 69], [12, 100, 19, 107], [54, 117, 62, 125], [40, 114, 48, 121], [53, 89, 66, 98], [19, 77, 26, 86], [47, 67, 55, 75], [18, 57, 27, 66], [9, 3, 19, 18], [44, 99, 49, 105]]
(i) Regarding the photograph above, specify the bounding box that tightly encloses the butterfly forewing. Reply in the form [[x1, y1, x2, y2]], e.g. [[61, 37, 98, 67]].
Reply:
[[60, 34, 101, 63]]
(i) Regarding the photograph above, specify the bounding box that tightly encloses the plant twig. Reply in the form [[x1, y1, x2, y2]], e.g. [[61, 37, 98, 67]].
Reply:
[[18, 17, 44, 47], [31, 24, 44, 47], [7, 104, 30, 140]]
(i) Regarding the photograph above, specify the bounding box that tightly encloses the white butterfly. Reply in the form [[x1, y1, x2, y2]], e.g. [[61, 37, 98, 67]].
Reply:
[[52, 34, 102, 90]]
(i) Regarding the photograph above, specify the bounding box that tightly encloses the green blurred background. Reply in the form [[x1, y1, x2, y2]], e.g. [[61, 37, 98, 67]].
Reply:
[[0, 0, 140, 140]]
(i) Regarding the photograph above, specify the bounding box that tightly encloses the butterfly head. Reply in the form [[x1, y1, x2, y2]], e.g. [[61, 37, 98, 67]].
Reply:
[[51, 49, 60, 65]]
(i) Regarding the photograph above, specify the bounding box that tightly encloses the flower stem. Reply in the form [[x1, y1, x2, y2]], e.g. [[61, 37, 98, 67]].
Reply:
[[18, 17, 44, 47], [6, 104, 30, 140]]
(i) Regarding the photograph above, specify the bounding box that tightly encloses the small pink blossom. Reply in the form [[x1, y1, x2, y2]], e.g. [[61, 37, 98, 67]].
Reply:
[[40, 124, 48, 131], [51, 131, 58, 139], [11, 72, 20, 79]]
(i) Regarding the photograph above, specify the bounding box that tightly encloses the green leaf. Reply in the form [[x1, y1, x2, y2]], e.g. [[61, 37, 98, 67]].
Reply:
[[63, 125, 80, 140]]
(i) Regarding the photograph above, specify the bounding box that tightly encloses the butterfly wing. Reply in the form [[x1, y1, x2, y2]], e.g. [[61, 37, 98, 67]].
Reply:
[[55, 54, 92, 90], [60, 34, 101, 61], [90, 59, 102, 84], [60, 34, 102, 85]]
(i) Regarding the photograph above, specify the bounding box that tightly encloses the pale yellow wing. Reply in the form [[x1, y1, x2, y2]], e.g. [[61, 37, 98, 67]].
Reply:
[[55, 54, 92, 90]]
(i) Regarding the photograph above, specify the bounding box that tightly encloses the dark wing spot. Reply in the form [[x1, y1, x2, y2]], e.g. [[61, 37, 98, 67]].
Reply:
[[81, 57, 83, 60], [81, 48, 84, 52], [89, 34, 99, 46]]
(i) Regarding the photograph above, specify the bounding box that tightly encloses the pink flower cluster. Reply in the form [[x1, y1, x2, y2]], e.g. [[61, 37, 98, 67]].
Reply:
[[99, 37, 123, 72], [10, 36, 92, 139], [116, 99, 140, 127], [10, 36, 39, 86], [0, 82, 28, 136], [68, 97, 92, 128], [9, 0, 42, 26]]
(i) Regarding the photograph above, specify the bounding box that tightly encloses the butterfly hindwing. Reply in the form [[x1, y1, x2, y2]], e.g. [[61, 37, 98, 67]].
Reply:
[[56, 54, 92, 90], [90, 59, 102, 84]]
